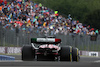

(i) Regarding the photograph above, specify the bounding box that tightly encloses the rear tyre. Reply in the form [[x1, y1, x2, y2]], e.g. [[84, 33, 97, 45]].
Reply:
[[72, 48, 79, 62], [22, 45, 35, 61], [60, 46, 72, 61]]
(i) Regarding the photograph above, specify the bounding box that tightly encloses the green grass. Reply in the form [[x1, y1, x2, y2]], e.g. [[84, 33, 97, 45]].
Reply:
[[0, 53, 21, 55]]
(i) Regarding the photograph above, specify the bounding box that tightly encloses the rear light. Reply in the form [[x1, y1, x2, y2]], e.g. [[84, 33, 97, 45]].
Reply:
[[55, 39, 61, 42]]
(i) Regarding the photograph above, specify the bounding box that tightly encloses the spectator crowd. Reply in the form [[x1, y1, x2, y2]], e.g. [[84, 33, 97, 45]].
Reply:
[[0, 0, 100, 35]]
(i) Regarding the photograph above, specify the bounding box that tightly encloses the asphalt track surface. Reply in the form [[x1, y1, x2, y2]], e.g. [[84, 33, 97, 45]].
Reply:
[[0, 55, 100, 67]]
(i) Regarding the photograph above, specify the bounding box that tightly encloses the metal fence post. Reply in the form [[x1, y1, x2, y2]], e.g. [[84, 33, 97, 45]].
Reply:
[[0, 27, 100, 51]]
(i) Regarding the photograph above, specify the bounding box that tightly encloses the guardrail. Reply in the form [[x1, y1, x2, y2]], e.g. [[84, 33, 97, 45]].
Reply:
[[0, 47, 100, 57], [0, 27, 100, 51]]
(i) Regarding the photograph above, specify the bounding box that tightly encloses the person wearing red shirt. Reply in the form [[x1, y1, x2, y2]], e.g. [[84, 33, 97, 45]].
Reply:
[[4, 0, 7, 5], [0, 0, 3, 6]]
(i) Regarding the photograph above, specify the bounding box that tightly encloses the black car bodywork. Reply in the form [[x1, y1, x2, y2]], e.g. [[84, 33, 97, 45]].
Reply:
[[22, 36, 80, 61]]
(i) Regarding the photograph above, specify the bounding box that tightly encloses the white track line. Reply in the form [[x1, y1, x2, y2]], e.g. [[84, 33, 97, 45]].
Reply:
[[94, 60, 100, 63], [0, 60, 23, 62]]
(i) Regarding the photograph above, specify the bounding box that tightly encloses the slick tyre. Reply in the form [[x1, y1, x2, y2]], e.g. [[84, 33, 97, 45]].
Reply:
[[22, 45, 35, 61], [60, 46, 72, 61], [72, 48, 79, 62]]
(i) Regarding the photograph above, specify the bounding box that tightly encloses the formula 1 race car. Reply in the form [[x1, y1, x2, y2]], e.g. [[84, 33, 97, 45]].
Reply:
[[22, 36, 80, 61]]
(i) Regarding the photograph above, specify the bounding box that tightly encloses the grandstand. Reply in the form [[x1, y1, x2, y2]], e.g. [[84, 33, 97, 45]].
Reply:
[[0, 0, 100, 51]]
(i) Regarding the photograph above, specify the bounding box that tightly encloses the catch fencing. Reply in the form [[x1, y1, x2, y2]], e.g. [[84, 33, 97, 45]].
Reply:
[[0, 27, 100, 51]]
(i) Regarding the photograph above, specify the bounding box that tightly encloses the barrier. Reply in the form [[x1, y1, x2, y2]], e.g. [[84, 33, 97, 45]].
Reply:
[[89, 52, 98, 57], [80, 50, 100, 57], [0, 27, 100, 51], [0, 47, 100, 57], [0, 47, 21, 54], [0, 47, 5, 54]]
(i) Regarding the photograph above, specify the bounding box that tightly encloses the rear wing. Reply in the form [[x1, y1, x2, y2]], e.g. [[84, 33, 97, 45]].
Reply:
[[31, 38, 61, 44]]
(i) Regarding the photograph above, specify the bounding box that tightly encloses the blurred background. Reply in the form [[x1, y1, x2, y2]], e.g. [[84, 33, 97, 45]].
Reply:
[[0, 0, 100, 52]]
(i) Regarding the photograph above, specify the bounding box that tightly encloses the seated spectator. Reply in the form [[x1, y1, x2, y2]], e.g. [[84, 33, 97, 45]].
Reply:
[[0, 0, 99, 36], [0, 0, 3, 6]]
